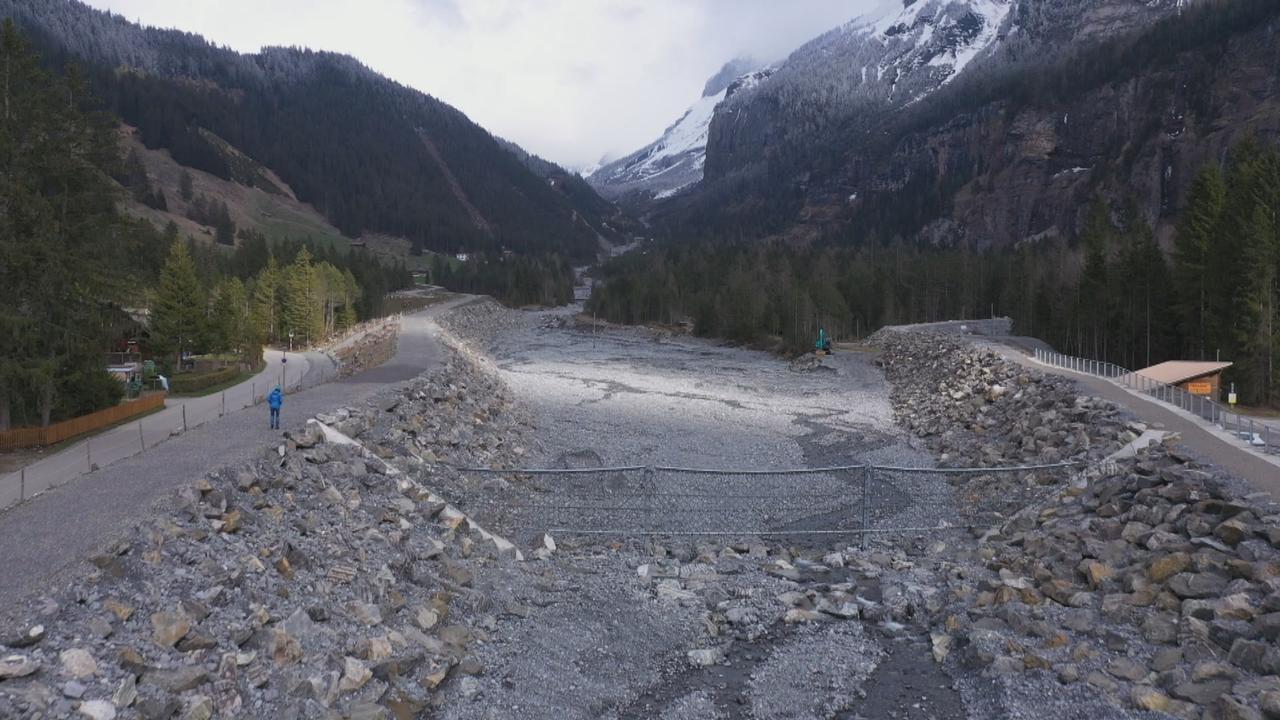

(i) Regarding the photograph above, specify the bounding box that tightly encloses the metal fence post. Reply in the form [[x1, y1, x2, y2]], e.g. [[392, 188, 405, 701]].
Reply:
[[252, 381, 256, 405], [20, 466, 25, 502], [861, 466, 871, 550], [86, 438, 92, 471], [139, 421, 145, 452], [182, 404, 187, 432], [221, 391, 226, 417]]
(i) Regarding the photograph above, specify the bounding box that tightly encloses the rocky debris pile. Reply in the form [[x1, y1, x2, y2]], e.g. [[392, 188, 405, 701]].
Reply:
[[874, 330, 1130, 468], [0, 350, 540, 720], [935, 440, 1280, 719], [434, 300, 532, 351], [788, 354, 834, 374], [366, 355, 536, 474], [876, 328, 1280, 718]]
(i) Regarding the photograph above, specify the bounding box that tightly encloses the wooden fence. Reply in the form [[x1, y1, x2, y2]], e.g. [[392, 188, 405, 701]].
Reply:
[[0, 393, 166, 450]]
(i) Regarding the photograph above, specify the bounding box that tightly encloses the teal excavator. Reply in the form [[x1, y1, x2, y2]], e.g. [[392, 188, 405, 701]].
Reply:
[[814, 327, 833, 356]]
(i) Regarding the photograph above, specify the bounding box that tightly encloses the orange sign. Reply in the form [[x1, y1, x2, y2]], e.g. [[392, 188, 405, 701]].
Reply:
[[1187, 382, 1212, 395]]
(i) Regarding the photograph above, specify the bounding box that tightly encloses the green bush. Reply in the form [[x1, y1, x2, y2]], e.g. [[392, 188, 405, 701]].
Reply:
[[169, 366, 240, 394]]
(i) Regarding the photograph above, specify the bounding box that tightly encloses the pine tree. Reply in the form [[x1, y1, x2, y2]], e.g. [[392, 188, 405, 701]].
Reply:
[[151, 240, 205, 372], [214, 200, 235, 245], [250, 255, 281, 344], [0, 20, 127, 427], [1077, 200, 1113, 359], [210, 276, 249, 357], [1174, 165, 1226, 360], [1240, 203, 1279, 404], [283, 247, 321, 347], [179, 169, 194, 201]]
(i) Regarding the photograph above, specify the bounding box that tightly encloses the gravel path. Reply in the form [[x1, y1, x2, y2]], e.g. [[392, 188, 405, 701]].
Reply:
[[985, 343, 1280, 494], [0, 297, 471, 623], [0, 347, 333, 512]]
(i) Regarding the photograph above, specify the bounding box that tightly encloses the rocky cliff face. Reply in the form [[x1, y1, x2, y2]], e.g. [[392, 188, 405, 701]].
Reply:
[[704, 0, 1017, 182], [829, 2, 1280, 248], [678, 0, 1269, 249]]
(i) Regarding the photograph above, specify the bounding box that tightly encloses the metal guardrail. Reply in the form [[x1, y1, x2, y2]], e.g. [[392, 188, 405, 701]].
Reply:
[[1034, 349, 1278, 455], [449, 461, 1082, 546]]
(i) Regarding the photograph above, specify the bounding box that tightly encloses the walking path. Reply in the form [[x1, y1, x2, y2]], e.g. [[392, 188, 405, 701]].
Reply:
[[0, 347, 332, 512], [0, 297, 473, 617], [986, 343, 1280, 496]]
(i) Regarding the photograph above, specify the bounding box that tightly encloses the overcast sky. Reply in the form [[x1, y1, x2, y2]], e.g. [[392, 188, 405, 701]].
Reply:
[[82, 0, 874, 170]]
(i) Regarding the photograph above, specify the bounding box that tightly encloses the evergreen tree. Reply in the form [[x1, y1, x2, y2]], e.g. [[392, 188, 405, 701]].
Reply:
[[179, 168, 194, 201], [250, 255, 282, 344], [1240, 202, 1279, 404], [150, 240, 205, 372], [210, 276, 250, 358], [1077, 200, 1113, 359], [283, 247, 321, 346], [213, 199, 235, 245], [0, 20, 127, 427]]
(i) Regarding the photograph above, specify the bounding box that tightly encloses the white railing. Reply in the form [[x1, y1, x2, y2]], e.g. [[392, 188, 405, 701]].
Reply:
[[1035, 349, 1277, 455]]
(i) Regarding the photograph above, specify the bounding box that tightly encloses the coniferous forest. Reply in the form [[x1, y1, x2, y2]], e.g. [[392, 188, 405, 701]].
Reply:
[[0, 0, 617, 262], [589, 138, 1280, 408], [0, 21, 411, 430]]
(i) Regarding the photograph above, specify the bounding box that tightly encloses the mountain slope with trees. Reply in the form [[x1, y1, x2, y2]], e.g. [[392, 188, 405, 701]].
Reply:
[[653, 0, 1275, 249], [590, 137, 1280, 407], [0, 17, 416, 430], [591, 0, 1280, 408], [0, 20, 150, 429], [0, 0, 620, 262]]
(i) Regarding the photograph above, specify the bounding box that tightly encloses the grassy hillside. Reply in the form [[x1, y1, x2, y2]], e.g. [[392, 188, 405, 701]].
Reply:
[[119, 125, 354, 254]]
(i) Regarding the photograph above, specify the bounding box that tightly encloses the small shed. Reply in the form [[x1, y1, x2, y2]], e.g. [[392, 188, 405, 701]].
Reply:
[[1133, 361, 1233, 397]]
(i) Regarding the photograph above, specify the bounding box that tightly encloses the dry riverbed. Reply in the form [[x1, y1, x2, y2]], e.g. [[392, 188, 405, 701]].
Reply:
[[4, 299, 1276, 720]]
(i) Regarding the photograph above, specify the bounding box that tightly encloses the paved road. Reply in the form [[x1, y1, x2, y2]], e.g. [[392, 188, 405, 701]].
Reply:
[[0, 298, 471, 619], [987, 344, 1280, 497]]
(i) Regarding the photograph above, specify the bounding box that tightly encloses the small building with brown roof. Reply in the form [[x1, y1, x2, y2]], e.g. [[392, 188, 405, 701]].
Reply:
[[1129, 361, 1233, 397]]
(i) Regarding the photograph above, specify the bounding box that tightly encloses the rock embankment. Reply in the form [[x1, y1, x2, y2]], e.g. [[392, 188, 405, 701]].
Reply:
[[0, 347, 537, 720], [333, 320, 399, 379], [876, 329, 1280, 719], [873, 329, 1131, 467], [434, 299, 531, 351]]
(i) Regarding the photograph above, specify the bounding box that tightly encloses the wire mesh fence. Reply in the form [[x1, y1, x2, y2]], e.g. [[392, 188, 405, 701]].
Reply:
[[1035, 349, 1278, 455], [447, 461, 1082, 544]]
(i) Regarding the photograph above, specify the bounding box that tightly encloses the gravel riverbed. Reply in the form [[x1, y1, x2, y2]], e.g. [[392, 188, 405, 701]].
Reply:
[[5, 298, 1276, 720]]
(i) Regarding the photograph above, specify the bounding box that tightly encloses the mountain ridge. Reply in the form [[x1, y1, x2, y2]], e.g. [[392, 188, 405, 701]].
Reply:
[[652, 0, 1267, 250], [1, 0, 621, 262], [586, 59, 770, 206]]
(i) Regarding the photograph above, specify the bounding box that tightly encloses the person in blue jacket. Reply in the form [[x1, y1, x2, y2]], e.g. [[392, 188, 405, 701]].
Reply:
[[268, 386, 283, 429]]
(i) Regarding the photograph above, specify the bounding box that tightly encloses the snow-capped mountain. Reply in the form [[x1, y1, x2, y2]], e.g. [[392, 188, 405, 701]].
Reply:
[[587, 59, 769, 204], [664, 0, 1220, 251], [592, 1, 1019, 203], [705, 0, 1014, 181]]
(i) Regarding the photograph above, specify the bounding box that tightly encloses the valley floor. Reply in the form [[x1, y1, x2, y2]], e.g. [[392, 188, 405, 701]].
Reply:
[[426, 308, 982, 720], [4, 300, 1263, 720]]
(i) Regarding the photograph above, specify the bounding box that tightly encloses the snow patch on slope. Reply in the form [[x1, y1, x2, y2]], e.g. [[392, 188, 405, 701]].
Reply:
[[642, 90, 724, 172], [588, 64, 771, 201]]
